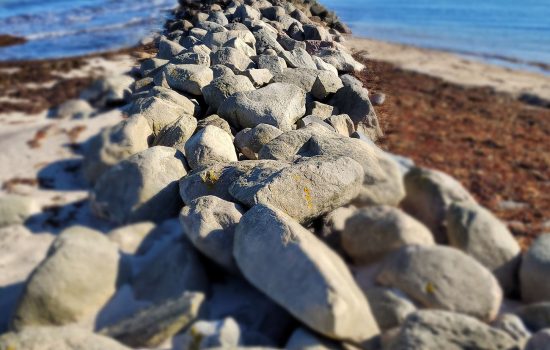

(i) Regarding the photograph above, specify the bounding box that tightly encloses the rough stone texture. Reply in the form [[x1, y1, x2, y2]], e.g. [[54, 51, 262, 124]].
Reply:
[[223, 37, 256, 57], [0, 325, 131, 350], [279, 48, 317, 69], [272, 67, 321, 93], [517, 302, 550, 332], [244, 68, 274, 87], [296, 115, 334, 131], [234, 204, 380, 344], [313, 56, 338, 75], [107, 222, 156, 255], [162, 63, 214, 95], [202, 74, 255, 111], [211, 47, 255, 73], [0, 195, 36, 228], [521, 234, 550, 303], [526, 329, 550, 350], [364, 287, 417, 331], [307, 101, 334, 119], [158, 37, 184, 59], [446, 201, 521, 296], [234, 124, 283, 160], [286, 328, 343, 350], [493, 313, 531, 347], [12, 226, 119, 330], [100, 292, 204, 348], [377, 245, 503, 322], [218, 82, 306, 131], [401, 166, 477, 243], [257, 55, 287, 75], [253, 28, 285, 54], [341, 205, 434, 265], [180, 196, 244, 272], [311, 71, 343, 100], [387, 310, 519, 350], [230, 155, 364, 223], [91, 146, 187, 224], [184, 125, 238, 169], [318, 48, 364, 73], [326, 114, 354, 136], [203, 30, 256, 50], [153, 114, 198, 152], [181, 317, 241, 350], [196, 114, 233, 136]]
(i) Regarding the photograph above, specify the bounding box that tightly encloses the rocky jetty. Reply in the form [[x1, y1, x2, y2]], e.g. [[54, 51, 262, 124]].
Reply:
[[1, 0, 549, 349]]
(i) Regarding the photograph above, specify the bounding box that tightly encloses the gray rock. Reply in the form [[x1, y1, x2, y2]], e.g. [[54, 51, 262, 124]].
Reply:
[[521, 234, 550, 303], [196, 114, 233, 136], [170, 50, 211, 66], [234, 124, 283, 160], [342, 205, 434, 265], [370, 92, 386, 106], [303, 24, 332, 41], [307, 101, 334, 120], [195, 20, 226, 33], [377, 245, 503, 321], [279, 48, 317, 69], [286, 328, 343, 350], [234, 204, 380, 344], [202, 74, 256, 111], [189, 28, 208, 40], [0, 325, 131, 350], [253, 28, 285, 54], [51, 99, 94, 119], [207, 11, 229, 25], [0, 195, 36, 228], [244, 68, 274, 87], [277, 33, 306, 52], [107, 222, 156, 255], [364, 287, 417, 331], [184, 125, 238, 169], [320, 206, 356, 251], [446, 201, 521, 296], [257, 55, 287, 75], [180, 196, 244, 272], [211, 64, 235, 78], [12, 226, 119, 329], [203, 30, 256, 50], [91, 146, 187, 224], [272, 67, 321, 93], [223, 37, 256, 57], [526, 329, 550, 350], [211, 47, 255, 73], [132, 238, 208, 303], [402, 166, 477, 243], [296, 115, 334, 131], [318, 48, 364, 73], [326, 114, 354, 136], [313, 56, 338, 75], [181, 317, 241, 349], [311, 71, 343, 100], [493, 313, 531, 346], [158, 37, 184, 59], [153, 114, 198, 152], [234, 4, 261, 21], [100, 292, 205, 348], [163, 63, 214, 95], [387, 310, 519, 350], [218, 82, 306, 131], [517, 302, 550, 332], [140, 57, 169, 77], [230, 155, 363, 223], [80, 74, 134, 107]]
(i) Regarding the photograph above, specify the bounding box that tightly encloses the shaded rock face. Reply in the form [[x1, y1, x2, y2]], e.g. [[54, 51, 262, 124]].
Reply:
[[521, 234, 550, 303]]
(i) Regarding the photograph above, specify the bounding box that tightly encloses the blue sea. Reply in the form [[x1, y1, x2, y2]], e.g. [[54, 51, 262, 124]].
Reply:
[[0, 0, 176, 60], [321, 0, 550, 72]]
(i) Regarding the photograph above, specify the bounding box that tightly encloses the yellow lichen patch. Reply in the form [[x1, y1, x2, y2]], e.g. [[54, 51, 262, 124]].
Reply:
[[425, 281, 437, 294], [303, 187, 313, 209], [200, 170, 220, 189], [6, 345, 16, 350]]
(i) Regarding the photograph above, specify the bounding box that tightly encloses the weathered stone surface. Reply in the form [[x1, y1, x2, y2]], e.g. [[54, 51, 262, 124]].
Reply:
[[387, 310, 518, 350], [311, 71, 343, 100], [181, 317, 241, 349], [517, 302, 550, 332], [140, 57, 169, 77], [279, 48, 317, 69], [170, 50, 211, 66], [296, 115, 334, 131], [364, 287, 417, 331], [493, 313, 531, 347], [223, 37, 256, 57], [377, 245, 502, 321], [211, 47, 255, 73], [244, 68, 274, 87], [286, 328, 343, 350], [196, 114, 233, 136], [402, 167, 477, 243], [203, 30, 256, 50], [202, 74, 255, 111], [230, 156, 364, 223], [158, 37, 184, 59], [234, 124, 283, 160], [107, 222, 156, 255], [0, 325, 131, 350], [318, 48, 364, 73], [81, 74, 133, 107], [100, 292, 204, 348], [253, 28, 285, 54], [234, 4, 261, 21], [446, 201, 521, 295], [521, 234, 550, 303], [272, 67, 321, 92], [184, 125, 238, 169], [234, 204, 380, 344], [303, 24, 332, 41], [163, 63, 214, 95], [211, 64, 235, 78], [153, 114, 198, 152], [307, 101, 334, 119], [180, 196, 244, 272], [341, 205, 434, 265], [207, 11, 229, 25], [12, 226, 119, 329], [257, 54, 287, 75], [0, 195, 36, 228], [218, 82, 306, 131], [313, 56, 338, 75], [326, 114, 354, 136], [91, 146, 187, 224], [526, 329, 550, 350]]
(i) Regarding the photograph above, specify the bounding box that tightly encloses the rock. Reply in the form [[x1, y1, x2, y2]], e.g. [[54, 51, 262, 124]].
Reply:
[[493, 313, 531, 346], [184, 125, 238, 169], [158, 37, 184, 59], [446, 201, 521, 296], [364, 287, 417, 331], [387, 310, 519, 350], [326, 114, 354, 136], [181, 317, 241, 349], [318, 48, 364, 73], [0, 195, 36, 228], [12, 226, 119, 329], [80, 74, 134, 107], [272, 67, 321, 93], [223, 37, 256, 57], [51, 99, 94, 119], [170, 50, 211, 66], [196, 114, 233, 136], [207, 11, 229, 25], [0, 325, 131, 350], [370, 92, 386, 106], [180, 196, 244, 272], [286, 328, 343, 350], [179, 160, 288, 204], [140, 57, 169, 77], [341, 205, 434, 265], [311, 71, 343, 100], [401, 167, 477, 243], [296, 115, 334, 131], [211, 47, 255, 73], [195, 20, 226, 33], [517, 302, 550, 332], [234, 204, 380, 344], [253, 28, 285, 54], [203, 30, 256, 50], [91, 146, 187, 224], [230, 156, 364, 223], [107, 222, 156, 255], [257, 54, 287, 75], [218, 82, 306, 131], [313, 56, 338, 75], [153, 114, 198, 152], [244, 68, 273, 87], [377, 245, 502, 321], [307, 101, 334, 119], [526, 329, 550, 350], [162, 63, 214, 95], [303, 24, 332, 41], [211, 64, 235, 78], [189, 28, 207, 40], [277, 33, 306, 52], [100, 292, 205, 348], [234, 4, 261, 21], [132, 237, 208, 303], [320, 206, 355, 251], [279, 48, 317, 69], [521, 234, 550, 303], [234, 124, 283, 160], [202, 74, 256, 111]]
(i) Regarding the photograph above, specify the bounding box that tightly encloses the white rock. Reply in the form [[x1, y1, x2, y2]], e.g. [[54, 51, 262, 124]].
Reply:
[[184, 125, 238, 169]]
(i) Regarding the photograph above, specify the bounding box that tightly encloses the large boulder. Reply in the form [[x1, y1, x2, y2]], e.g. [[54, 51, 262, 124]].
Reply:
[[521, 234, 550, 303], [377, 245, 502, 321], [218, 82, 306, 131], [184, 125, 238, 169], [162, 63, 214, 95], [234, 124, 283, 160], [210, 47, 255, 73], [446, 201, 521, 296], [257, 55, 287, 75], [91, 146, 188, 224], [152, 114, 198, 153], [234, 204, 380, 344], [229, 155, 364, 223], [180, 196, 244, 273], [279, 48, 317, 69], [202, 74, 255, 111], [12, 226, 119, 330]]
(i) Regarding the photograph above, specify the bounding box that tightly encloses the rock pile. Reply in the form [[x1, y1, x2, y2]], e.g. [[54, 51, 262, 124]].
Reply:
[[2, 0, 550, 349]]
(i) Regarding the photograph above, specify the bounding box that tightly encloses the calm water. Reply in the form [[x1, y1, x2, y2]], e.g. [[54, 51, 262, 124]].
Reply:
[[0, 0, 176, 61], [321, 0, 550, 71]]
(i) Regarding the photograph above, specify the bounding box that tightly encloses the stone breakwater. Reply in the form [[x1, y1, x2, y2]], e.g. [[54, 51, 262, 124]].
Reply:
[[1, 0, 550, 349]]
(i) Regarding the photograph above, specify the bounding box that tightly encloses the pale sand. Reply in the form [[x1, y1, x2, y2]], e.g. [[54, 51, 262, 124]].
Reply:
[[346, 36, 550, 102]]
